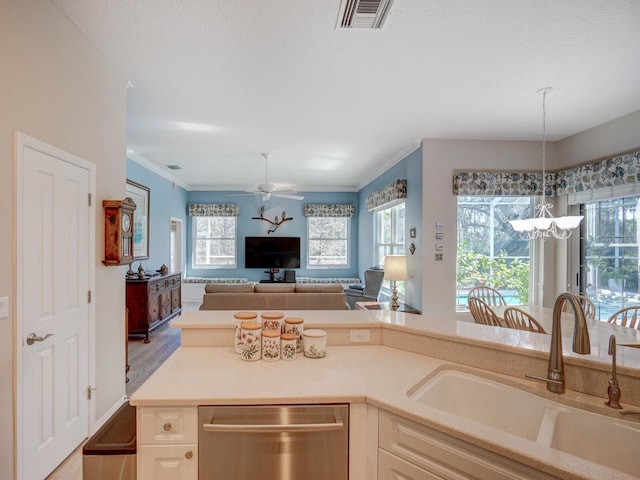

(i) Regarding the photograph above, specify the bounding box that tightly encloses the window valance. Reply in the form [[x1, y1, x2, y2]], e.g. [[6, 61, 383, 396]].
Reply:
[[366, 179, 407, 211], [188, 203, 240, 217], [453, 149, 640, 198], [303, 204, 355, 217]]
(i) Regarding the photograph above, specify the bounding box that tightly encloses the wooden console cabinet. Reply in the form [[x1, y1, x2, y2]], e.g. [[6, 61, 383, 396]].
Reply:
[[127, 272, 182, 342]]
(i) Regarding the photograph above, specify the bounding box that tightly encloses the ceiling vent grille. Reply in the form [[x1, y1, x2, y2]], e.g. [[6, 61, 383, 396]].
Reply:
[[338, 0, 394, 29]]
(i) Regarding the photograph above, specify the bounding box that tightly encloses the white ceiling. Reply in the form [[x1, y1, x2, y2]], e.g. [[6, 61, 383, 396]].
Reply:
[[51, 0, 640, 191]]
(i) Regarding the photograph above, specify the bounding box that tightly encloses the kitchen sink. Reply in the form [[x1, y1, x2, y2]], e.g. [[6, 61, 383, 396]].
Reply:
[[549, 408, 640, 477], [408, 368, 640, 477], [408, 369, 551, 441]]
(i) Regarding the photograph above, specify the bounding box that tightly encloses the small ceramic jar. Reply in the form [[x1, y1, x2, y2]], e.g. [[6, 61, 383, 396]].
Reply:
[[303, 329, 327, 359], [261, 329, 281, 362], [233, 312, 258, 353], [239, 321, 262, 361], [284, 317, 304, 352], [261, 311, 285, 332], [281, 333, 297, 361]]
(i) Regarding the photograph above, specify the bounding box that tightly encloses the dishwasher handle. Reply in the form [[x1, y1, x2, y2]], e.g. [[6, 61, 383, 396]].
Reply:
[[203, 418, 344, 434]]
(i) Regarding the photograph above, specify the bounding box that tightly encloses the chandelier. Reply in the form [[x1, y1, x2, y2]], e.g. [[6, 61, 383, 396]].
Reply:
[[509, 87, 583, 240]]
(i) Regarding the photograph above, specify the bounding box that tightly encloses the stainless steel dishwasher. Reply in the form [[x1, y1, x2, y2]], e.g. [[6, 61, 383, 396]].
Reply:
[[198, 404, 349, 479]]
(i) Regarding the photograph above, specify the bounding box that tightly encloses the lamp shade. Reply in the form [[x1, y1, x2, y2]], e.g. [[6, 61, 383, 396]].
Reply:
[[384, 255, 407, 281]]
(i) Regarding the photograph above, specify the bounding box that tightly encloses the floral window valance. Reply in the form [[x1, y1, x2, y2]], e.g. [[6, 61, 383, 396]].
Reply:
[[188, 203, 240, 217], [366, 179, 407, 211], [453, 150, 640, 197], [303, 204, 355, 217], [453, 172, 555, 197]]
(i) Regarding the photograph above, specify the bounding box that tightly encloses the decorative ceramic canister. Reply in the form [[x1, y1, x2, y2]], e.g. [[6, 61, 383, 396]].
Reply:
[[233, 312, 258, 354], [239, 321, 262, 361], [303, 329, 327, 359], [261, 311, 285, 332], [261, 329, 281, 362], [280, 333, 297, 361], [284, 317, 304, 352]]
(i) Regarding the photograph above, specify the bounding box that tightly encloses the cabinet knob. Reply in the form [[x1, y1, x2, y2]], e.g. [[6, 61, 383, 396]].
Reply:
[[163, 422, 172, 431], [185, 450, 193, 460]]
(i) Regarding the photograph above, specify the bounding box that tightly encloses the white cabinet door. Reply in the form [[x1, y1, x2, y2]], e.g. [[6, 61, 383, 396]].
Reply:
[[138, 445, 197, 480], [379, 449, 447, 480]]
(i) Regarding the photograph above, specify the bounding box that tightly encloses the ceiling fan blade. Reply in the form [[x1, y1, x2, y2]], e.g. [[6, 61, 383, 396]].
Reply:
[[272, 193, 304, 200], [228, 192, 259, 197]]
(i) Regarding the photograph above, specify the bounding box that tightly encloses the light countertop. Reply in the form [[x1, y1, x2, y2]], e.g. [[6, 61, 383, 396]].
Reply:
[[130, 344, 639, 480]]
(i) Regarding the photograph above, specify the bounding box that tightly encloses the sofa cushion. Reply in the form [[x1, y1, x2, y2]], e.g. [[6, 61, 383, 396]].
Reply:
[[205, 283, 254, 293], [294, 284, 344, 293], [254, 283, 296, 293]]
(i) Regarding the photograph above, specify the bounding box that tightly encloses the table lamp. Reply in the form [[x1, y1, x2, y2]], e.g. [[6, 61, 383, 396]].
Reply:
[[384, 255, 407, 310]]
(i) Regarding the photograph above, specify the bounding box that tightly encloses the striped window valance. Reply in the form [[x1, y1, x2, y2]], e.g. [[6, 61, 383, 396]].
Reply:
[[303, 204, 355, 217], [366, 179, 407, 211], [188, 203, 240, 217], [453, 149, 640, 198]]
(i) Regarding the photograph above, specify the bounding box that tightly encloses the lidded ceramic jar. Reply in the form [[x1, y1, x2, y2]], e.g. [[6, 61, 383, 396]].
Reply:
[[239, 321, 262, 361], [261, 329, 281, 362], [284, 317, 304, 352], [281, 333, 297, 361], [261, 311, 285, 332], [303, 329, 327, 359], [233, 311, 258, 353]]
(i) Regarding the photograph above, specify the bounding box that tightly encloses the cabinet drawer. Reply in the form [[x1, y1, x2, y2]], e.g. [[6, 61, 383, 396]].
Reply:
[[138, 407, 198, 444], [379, 449, 444, 480], [138, 444, 197, 480], [379, 411, 557, 480]]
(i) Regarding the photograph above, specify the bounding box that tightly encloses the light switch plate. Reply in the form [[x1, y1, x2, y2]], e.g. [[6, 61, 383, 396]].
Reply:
[[0, 297, 8, 319]]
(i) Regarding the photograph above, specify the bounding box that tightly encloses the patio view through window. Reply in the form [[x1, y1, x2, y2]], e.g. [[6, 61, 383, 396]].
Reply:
[[457, 196, 532, 308], [193, 216, 237, 267], [582, 195, 640, 321]]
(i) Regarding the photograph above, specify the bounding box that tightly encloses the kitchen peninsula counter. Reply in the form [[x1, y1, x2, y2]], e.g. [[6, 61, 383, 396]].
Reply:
[[130, 310, 640, 480]]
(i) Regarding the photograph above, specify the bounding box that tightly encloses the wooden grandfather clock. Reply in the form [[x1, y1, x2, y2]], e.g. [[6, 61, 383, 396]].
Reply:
[[103, 197, 137, 266]]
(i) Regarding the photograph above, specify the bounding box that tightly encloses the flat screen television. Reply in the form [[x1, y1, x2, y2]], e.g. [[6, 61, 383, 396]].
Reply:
[[245, 236, 301, 269]]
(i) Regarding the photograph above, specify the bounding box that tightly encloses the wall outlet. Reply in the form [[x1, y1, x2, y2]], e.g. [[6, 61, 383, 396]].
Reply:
[[349, 329, 371, 343], [0, 297, 8, 319]]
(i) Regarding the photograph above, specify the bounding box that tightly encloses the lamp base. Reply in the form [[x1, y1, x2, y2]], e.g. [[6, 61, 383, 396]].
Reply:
[[390, 282, 399, 310]]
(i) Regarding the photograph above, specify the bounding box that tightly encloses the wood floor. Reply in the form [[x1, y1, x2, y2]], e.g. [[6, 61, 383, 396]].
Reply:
[[46, 321, 182, 479]]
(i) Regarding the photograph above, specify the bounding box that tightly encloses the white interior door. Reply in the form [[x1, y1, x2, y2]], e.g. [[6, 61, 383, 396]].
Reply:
[[16, 134, 94, 480], [170, 218, 183, 274]]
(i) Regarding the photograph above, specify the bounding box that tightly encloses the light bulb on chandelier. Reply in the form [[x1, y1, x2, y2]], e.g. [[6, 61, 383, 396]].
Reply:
[[509, 87, 583, 240]]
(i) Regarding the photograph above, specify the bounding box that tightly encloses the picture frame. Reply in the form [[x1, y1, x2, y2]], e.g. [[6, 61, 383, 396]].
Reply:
[[126, 180, 150, 260]]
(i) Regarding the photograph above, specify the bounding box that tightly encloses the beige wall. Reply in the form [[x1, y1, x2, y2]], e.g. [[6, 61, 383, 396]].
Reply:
[[0, 1, 127, 478], [423, 111, 640, 319]]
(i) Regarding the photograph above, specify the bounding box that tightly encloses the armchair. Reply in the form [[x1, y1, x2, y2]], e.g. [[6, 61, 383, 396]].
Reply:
[[345, 266, 384, 309]]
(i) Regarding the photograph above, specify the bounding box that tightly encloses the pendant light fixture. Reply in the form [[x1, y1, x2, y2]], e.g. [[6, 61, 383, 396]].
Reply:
[[509, 87, 583, 240]]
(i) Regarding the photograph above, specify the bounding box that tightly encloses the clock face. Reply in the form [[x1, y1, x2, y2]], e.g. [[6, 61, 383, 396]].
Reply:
[[122, 213, 131, 233]]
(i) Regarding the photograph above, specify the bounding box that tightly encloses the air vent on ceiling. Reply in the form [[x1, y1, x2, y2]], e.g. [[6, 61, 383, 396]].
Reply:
[[338, 0, 394, 29]]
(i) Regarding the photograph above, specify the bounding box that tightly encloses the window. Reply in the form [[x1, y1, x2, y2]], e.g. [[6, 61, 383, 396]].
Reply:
[[456, 196, 532, 307], [375, 202, 405, 264], [581, 195, 640, 321], [192, 216, 236, 268], [307, 217, 350, 267]]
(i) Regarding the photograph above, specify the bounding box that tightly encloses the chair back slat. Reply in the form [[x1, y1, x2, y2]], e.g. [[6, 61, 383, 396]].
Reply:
[[468, 286, 507, 307], [503, 307, 546, 334], [468, 297, 503, 327], [608, 306, 640, 330]]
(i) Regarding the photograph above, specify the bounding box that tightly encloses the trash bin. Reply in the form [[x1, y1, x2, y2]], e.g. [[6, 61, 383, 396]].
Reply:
[[83, 401, 136, 480]]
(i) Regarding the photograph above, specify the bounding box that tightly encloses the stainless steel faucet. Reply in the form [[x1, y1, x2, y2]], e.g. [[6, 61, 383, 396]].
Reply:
[[526, 293, 591, 393]]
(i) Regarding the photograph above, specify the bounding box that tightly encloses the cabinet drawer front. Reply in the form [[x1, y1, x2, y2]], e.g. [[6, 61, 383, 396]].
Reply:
[[139, 407, 198, 444], [379, 449, 445, 480], [379, 411, 557, 480], [138, 444, 197, 480]]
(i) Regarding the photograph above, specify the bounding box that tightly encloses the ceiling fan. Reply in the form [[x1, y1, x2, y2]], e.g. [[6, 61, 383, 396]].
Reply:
[[233, 153, 304, 201]]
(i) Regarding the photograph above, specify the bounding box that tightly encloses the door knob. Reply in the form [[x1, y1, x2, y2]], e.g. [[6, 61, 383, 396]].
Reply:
[[26, 332, 54, 345]]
